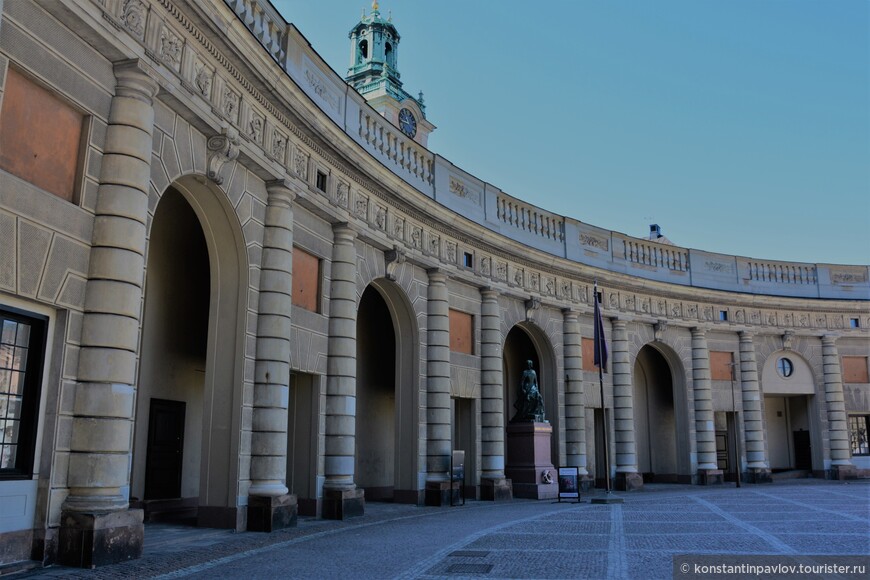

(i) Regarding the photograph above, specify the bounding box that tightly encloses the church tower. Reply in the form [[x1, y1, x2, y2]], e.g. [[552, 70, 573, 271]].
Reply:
[[346, 1, 435, 147]]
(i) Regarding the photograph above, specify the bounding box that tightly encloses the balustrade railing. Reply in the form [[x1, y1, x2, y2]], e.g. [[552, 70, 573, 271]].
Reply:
[[619, 237, 689, 272], [359, 111, 433, 186], [747, 261, 817, 284], [225, 0, 287, 64], [496, 195, 564, 243]]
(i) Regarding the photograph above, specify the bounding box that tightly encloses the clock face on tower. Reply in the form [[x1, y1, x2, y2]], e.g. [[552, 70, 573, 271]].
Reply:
[[398, 108, 417, 138]]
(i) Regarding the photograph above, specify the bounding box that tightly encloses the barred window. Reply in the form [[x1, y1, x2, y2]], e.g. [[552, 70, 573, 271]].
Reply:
[[0, 307, 47, 478], [849, 415, 869, 456]]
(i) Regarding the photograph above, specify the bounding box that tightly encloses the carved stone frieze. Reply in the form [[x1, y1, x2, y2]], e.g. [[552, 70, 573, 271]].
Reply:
[[410, 226, 422, 249], [248, 115, 264, 145], [271, 132, 287, 161], [121, 0, 148, 40], [480, 257, 491, 277], [392, 216, 404, 239], [496, 261, 507, 282], [336, 180, 349, 208], [579, 233, 609, 251], [304, 68, 339, 112], [830, 268, 868, 285], [293, 147, 309, 180], [445, 241, 457, 264], [159, 24, 182, 71], [194, 62, 212, 98], [375, 206, 386, 230]]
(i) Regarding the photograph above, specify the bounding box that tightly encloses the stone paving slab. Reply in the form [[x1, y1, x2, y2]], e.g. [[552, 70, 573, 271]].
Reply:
[[12, 480, 870, 579]]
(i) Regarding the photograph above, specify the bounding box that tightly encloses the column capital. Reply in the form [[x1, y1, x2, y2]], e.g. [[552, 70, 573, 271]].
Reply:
[[480, 287, 500, 301], [821, 334, 839, 346], [266, 179, 298, 207], [738, 330, 755, 342], [610, 317, 626, 330], [690, 326, 708, 337], [427, 267, 447, 284], [562, 308, 579, 321], [332, 222, 357, 242], [113, 59, 159, 103]]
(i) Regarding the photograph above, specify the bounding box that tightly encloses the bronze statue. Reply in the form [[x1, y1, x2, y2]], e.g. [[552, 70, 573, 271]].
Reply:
[[512, 360, 546, 422]]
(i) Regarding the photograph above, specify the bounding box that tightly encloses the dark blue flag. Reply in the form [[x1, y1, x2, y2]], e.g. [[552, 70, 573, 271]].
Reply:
[[593, 283, 608, 373]]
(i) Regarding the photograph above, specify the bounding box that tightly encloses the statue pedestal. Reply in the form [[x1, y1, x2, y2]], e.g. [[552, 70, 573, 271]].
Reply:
[[505, 422, 558, 500]]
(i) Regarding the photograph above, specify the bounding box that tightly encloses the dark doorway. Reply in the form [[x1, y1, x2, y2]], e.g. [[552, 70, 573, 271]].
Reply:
[[145, 398, 186, 500], [593, 408, 611, 489], [453, 397, 476, 498], [793, 430, 811, 470]]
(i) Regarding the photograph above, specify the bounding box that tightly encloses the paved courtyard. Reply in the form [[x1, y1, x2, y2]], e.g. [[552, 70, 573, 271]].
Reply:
[[20, 480, 869, 579]]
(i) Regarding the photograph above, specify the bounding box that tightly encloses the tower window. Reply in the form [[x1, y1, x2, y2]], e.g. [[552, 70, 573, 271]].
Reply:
[[463, 252, 473, 268], [850, 318, 860, 328], [385, 42, 393, 67], [358, 40, 368, 62], [719, 310, 728, 321], [316, 170, 327, 192]]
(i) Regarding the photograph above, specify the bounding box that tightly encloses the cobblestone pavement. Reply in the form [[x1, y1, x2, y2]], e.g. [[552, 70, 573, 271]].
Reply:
[[17, 480, 869, 579]]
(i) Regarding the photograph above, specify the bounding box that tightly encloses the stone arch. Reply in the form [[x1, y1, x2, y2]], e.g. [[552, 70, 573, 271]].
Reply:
[[354, 276, 421, 501], [132, 174, 248, 525]]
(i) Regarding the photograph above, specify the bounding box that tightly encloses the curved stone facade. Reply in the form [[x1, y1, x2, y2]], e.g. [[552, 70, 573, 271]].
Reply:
[[0, 0, 867, 567]]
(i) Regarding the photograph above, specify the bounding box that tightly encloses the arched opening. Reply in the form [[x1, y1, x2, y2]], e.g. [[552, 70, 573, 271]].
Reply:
[[354, 280, 419, 502], [385, 42, 394, 68], [132, 178, 246, 528], [633, 345, 679, 482], [133, 188, 208, 520], [358, 39, 368, 63]]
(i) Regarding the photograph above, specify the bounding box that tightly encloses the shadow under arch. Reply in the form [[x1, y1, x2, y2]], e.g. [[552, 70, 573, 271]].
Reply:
[[502, 321, 560, 462], [355, 277, 421, 503], [132, 174, 248, 528], [633, 341, 692, 483]]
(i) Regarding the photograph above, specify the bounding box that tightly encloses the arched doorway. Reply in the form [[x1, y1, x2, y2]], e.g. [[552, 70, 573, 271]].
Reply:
[[354, 280, 419, 502], [761, 352, 818, 474], [633, 345, 679, 482], [132, 178, 246, 527]]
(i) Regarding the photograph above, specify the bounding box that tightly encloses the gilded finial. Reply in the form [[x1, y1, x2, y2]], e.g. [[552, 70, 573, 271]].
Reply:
[[372, 0, 379, 11]]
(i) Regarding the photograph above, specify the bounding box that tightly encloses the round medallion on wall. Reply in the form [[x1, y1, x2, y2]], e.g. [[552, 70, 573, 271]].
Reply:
[[398, 108, 417, 138]]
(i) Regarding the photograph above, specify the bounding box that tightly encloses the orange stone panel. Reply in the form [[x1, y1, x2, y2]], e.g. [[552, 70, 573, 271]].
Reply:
[[292, 247, 320, 312], [710, 351, 736, 381], [0, 68, 83, 201], [842, 356, 869, 384], [449, 309, 473, 354], [582, 337, 599, 371]]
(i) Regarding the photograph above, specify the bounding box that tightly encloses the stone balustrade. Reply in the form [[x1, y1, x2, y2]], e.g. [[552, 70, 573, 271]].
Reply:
[[227, 0, 869, 301]]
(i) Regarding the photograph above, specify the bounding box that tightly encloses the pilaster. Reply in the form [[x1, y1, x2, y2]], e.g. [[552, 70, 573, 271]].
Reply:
[[562, 309, 589, 481], [479, 288, 511, 501], [424, 269, 453, 506], [611, 319, 642, 491], [692, 327, 722, 484], [738, 331, 771, 483], [822, 335, 855, 478]]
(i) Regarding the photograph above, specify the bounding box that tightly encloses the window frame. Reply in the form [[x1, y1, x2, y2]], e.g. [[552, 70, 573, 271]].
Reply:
[[848, 414, 869, 457], [0, 305, 48, 480]]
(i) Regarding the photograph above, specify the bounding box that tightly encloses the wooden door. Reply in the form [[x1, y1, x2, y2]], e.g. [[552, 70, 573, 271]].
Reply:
[[144, 398, 186, 499]]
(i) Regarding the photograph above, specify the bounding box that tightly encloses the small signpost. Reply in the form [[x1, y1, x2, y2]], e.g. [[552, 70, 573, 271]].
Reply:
[[557, 466, 580, 503], [450, 450, 465, 506]]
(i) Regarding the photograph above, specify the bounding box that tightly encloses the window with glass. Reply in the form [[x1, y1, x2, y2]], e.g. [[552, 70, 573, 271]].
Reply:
[[0, 307, 47, 478], [776, 357, 794, 378], [849, 415, 869, 456]]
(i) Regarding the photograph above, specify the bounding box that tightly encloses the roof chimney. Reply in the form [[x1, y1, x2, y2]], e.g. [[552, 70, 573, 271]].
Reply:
[[649, 224, 662, 240]]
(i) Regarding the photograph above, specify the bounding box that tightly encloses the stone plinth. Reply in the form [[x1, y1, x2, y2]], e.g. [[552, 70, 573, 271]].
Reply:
[[480, 477, 513, 501], [321, 488, 364, 520], [579, 474, 595, 492], [505, 422, 558, 500], [698, 469, 724, 485], [747, 468, 772, 484], [247, 494, 297, 532], [58, 509, 143, 568], [424, 481, 460, 507], [614, 472, 644, 491]]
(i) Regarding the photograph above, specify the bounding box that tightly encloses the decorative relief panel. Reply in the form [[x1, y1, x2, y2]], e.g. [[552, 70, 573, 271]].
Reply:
[[193, 61, 213, 98], [293, 147, 308, 180], [428, 234, 440, 258], [479, 256, 491, 277], [496, 261, 507, 282], [560, 280, 571, 300], [121, 0, 148, 40], [355, 196, 368, 220], [336, 180, 349, 208], [448, 176, 481, 205], [831, 268, 868, 285], [392, 216, 404, 240], [304, 68, 339, 113], [248, 114, 264, 145], [271, 131, 287, 162], [544, 277, 555, 296], [375, 205, 386, 230], [704, 260, 733, 274], [445, 241, 457, 264], [410, 226, 423, 249], [513, 267, 524, 287], [159, 24, 183, 71], [222, 87, 240, 123], [529, 272, 540, 292], [579, 233, 609, 251]]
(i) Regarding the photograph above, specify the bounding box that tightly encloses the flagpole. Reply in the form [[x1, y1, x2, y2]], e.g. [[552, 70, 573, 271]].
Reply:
[[595, 281, 612, 495]]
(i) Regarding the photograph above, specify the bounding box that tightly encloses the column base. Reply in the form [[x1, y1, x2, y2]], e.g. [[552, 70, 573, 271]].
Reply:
[[579, 474, 595, 492], [424, 481, 460, 507], [747, 468, 772, 484], [321, 488, 365, 520], [247, 494, 297, 532], [698, 469, 724, 485], [831, 464, 858, 481], [614, 472, 644, 491], [480, 477, 513, 501], [58, 509, 143, 568]]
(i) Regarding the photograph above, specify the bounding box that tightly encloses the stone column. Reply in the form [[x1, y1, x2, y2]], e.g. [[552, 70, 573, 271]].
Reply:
[[738, 332, 771, 483], [562, 309, 590, 487], [424, 269, 453, 505], [59, 60, 159, 567], [692, 327, 722, 484], [612, 319, 642, 490], [822, 335, 854, 478], [322, 224, 364, 519], [247, 180, 298, 531], [479, 288, 511, 500]]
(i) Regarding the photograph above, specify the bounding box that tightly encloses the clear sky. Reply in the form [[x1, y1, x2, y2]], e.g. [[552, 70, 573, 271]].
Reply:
[[272, 0, 869, 266]]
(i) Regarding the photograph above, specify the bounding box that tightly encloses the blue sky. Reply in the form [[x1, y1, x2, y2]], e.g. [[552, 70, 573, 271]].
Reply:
[[272, 1, 869, 266]]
